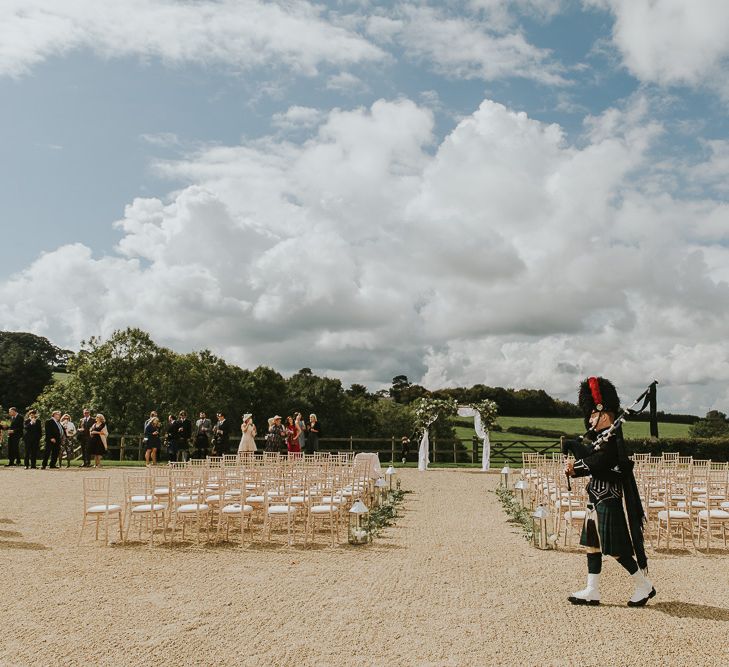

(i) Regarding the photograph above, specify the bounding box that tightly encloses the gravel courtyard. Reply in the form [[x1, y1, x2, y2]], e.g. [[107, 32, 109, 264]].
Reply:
[[1, 467, 728, 667]]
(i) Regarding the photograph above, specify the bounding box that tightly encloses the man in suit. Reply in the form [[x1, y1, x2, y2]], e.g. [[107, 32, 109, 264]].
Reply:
[[173, 410, 192, 462], [5, 407, 24, 466], [77, 408, 93, 467], [42, 410, 64, 469], [23, 409, 42, 469], [212, 411, 231, 455], [194, 411, 212, 459]]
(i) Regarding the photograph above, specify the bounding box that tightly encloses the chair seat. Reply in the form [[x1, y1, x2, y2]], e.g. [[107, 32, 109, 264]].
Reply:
[[290, 496, 307, 504], [153, 487, 170, 495], [721, 501, 729, 509], [130, 494, 154, 503], [222, 503, 254, 514], [176, 494, 202, 502], [648, 500, 666, 508], [225, 489, 242, 497], [658, 510, 690, 520], [564, 511, 586, 521], [698, 509, 729, 519], [246, 495, 265, 503], [268, 505, 296, 514], [322, 496, 343, 504], [555, 499, 581, 508], [677, 500, 705, 509], [310, 504, 337, 514], [132, 503, 166, 513], [87, 504, 122, 514], [177, 503, 209, 513], [206, 494, 221, 502]]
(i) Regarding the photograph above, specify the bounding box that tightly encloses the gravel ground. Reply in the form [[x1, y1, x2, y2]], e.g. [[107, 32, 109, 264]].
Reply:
[[1, 467, 728, 667]]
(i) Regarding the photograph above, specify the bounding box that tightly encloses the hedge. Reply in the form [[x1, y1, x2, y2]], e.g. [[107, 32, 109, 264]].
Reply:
[[506, 425, 573, 438], [625, 438, 729, 462]]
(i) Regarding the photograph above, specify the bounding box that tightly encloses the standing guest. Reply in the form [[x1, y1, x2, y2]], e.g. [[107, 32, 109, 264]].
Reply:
[[266, 415, 286, 453], [144, 417, 161, 466], [78, 408, 93, 467], [305, 413, 321, 455], [60, 414, 77, 468], [295, 412, 306, 452], [400, 436, 411, 464], [144, 411, 158, 430], [42, 410, 64, 469], [565, 377, 653, 608], [23, 409, 42, 469], [5, 407, 24, 467], [164, 414, 176, 462], [285, 416, 300, 455], [194, 411, 212, 458], [238, 414, 257, 454], [212, 412, 231, 455], [89, 413, 108, 468], [173, 411, 192, 462]]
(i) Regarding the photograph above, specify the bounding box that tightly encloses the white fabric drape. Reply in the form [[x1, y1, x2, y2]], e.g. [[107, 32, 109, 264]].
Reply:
[[418, 430, 430, 471], [457, 406, 490, 471]]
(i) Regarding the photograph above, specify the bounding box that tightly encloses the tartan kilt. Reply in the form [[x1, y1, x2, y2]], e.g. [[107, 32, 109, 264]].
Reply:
[[580, 498, 634, 557]]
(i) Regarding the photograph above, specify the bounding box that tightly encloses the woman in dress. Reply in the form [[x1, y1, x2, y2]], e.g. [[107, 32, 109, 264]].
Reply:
[[238, 413, 257, 454], [306, 413, 320, 455], [285, 416, 300, 455], [295, 412, 306, 452], [144, 416, 161, 466], [89, 414, 108, 468], [60, 413, 77, 468], [266, 416, 286, 453]]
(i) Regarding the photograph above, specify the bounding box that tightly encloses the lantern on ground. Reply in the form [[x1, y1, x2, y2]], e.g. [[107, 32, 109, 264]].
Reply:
[[385, 465, 396, 492], [348, 500, 371, 545], [374, 477, 388, 507], [532, 505, 550, 550], [500, 465, 512, 490], [514, 479, 528, 508]]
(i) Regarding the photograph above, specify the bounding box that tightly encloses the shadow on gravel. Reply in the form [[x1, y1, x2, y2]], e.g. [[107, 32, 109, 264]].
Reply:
[[652, 601, 729, 621], [0, 540, 49, 551]]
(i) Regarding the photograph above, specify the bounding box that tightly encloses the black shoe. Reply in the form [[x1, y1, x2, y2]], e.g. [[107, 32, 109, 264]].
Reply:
[[568, 596, 600, 606], [627, 587, 656, 607], [42, 466, 47, 469], [30, 466, 37, 469], [4, 463, 12, 467]]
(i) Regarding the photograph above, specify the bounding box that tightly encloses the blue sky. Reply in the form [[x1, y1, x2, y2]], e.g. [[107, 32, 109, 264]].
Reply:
[[2, 0, 729, 413]]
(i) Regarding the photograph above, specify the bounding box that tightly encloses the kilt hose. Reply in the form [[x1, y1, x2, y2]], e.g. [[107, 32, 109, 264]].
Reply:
[[580, 498, 635, 558]]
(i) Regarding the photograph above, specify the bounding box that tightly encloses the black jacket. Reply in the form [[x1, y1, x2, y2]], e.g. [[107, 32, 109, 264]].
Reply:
[[44, 418, 64, 447], [8, 413, 23, 440], [24, 418, 42, 444]]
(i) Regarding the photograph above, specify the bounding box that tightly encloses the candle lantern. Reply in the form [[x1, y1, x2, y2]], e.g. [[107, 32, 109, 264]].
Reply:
[[513, 479, 528, 508], [500, 465, 512, 489], [374, 477, 388, 507], [348, 500, 371, 545], [532, 505, 551, 550], [385, 465, 396, 492]]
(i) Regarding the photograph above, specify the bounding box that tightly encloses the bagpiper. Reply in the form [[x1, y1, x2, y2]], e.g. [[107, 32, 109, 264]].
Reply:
[[564, 376, 655, 607]]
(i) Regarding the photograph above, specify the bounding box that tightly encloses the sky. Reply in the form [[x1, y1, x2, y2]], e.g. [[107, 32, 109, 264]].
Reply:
[[2, 0, 729, 415]]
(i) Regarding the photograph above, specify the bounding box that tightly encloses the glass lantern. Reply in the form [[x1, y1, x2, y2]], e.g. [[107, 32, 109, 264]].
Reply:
[[513, 479, 528, 508], [500, 465, 511, 489], [532, 505, 550, 550], [374, 477, 388, 507], [385, 465, 396, 492], [348, 500, 371, 545]]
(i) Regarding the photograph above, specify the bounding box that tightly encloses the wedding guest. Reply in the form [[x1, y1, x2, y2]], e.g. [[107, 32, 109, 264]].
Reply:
[[212, 411, 231, 455], [401, 436, 411, 464], [305, 413, 321, 455], [295, 412, 306, 452], [60, 413, 77, 468], [194, 411, 212, 458], [144, 417, 161, 466], [144, 411, 158, 430], [266, 416, 286, 453], [42, 410, 64, 469], [23, 409, 42, 469], [285, 416, 300, 455], [89, 414, 108, 468], [172, 410, 192, 462], [238, 413, 257, 454], [164, 414, 176, 461], [5, 407, 23, 467], [78, 408, 93, 467]]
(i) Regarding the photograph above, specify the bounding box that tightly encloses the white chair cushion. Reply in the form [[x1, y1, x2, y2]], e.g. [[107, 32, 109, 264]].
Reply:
[[132, 503, 166, 513], [225, 489, 242, 497], [721, 501, 729, 509], [87, 504, 121, 513], [268, 505, 296, 514], [555, 499, 581, 508], [648, 500, 665, 508], [564, 511, 586, 520], [310, 505, 337, 514], [698, 509, 729, 519], [130, 494, 154, 503], [175, 494, 202, 502], [246, 495, 265, 503], [153, 487, 170, 495], [177, 503, 209, 513], [658, 510, 689, 520], [290, 496, 306, 503], [205, 494, 221, 502], [322, 496, 343, 504], [222, 503, 253, 514]]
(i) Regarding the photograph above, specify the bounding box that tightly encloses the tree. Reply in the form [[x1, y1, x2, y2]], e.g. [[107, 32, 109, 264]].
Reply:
[[0, 336, 54, 411], [689, 411, 729, 438]]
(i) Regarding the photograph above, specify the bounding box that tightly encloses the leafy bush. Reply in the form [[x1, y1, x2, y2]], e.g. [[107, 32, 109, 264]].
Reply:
[[506, 425, 574, 438]]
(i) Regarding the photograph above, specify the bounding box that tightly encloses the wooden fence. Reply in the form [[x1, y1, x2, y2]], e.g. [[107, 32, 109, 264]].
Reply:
[[96, 435, 561, 466]]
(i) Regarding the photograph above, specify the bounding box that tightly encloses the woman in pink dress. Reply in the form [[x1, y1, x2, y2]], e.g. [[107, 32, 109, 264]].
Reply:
[[285, 415, 300, 455]]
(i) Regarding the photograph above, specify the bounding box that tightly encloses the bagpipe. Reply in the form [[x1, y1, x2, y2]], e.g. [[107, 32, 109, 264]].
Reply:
[[562, 380, 658, 489]]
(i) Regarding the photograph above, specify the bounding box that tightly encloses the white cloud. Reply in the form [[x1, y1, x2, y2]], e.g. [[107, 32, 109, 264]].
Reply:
[[326, 71, 369, 93], [0, 0, 385, 78], [393, 4, 568, 85], [271, 106, 324, 131], [2, 97, 729, 413], [587, 0, 729, 97]]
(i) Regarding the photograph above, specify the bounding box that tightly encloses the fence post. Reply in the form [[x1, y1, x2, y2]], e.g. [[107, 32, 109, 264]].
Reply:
[[119, 436, 125, 462], [391, 436, 395, 463], [432, 435, 436, 464], [472, 435, 478, 465], [453, 439, 456, 464], [349, 435, 353, 452]]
